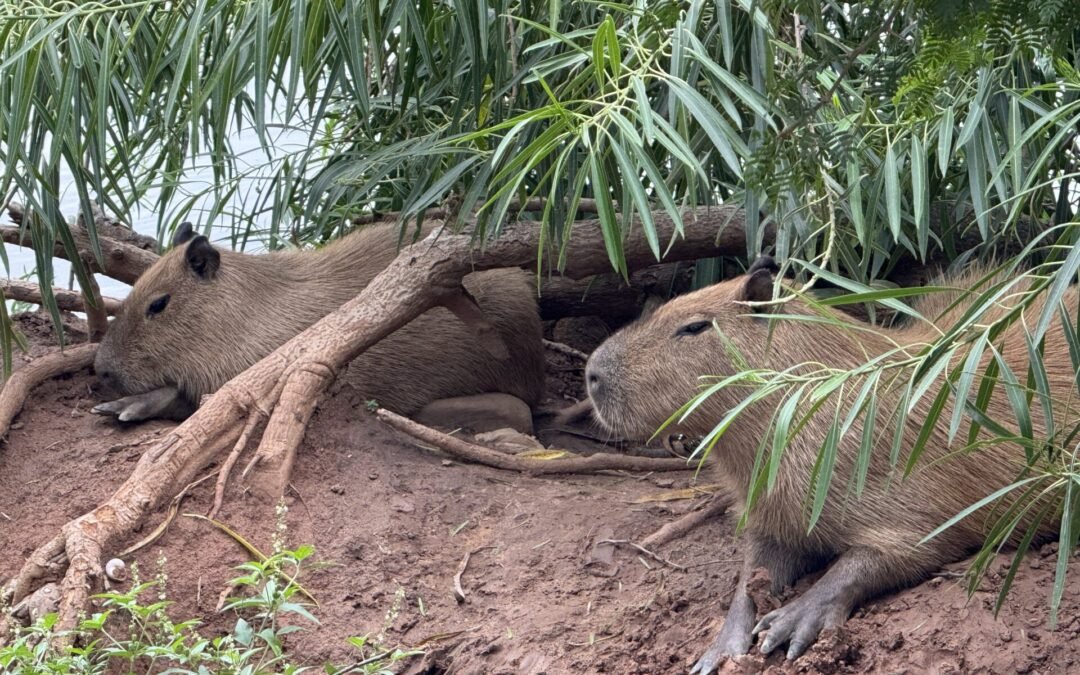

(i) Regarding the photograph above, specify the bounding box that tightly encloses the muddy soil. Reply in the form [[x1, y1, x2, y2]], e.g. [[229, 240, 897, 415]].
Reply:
[[0, 312, 1077, 674]]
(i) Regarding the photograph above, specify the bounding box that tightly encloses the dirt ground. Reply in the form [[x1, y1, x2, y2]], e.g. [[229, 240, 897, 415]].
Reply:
[[1, 311, 1078, 674]]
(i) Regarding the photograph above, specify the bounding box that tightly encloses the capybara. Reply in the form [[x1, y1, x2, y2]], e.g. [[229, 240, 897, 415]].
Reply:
[[94, 221, 545, 423], [585, 256, 1069, 671]]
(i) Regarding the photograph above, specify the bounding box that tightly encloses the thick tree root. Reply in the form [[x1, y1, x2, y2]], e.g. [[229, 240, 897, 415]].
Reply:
[[3, 206, 757, 635], [0, 344, 98, 440], [376, 408, 694, 474], [641, 491, 734, 549]]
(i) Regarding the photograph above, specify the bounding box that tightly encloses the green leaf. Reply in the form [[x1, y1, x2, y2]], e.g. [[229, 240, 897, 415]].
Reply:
[[911, 133, 928, 259], [884, 141, 902, 240]]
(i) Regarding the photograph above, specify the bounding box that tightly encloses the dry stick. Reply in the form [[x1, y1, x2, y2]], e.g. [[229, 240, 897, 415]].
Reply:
[[120, 470, 220, 557], [597, 539, 687, 572], [1, 279, 122, 315], [640, 492, 734, 549], [452, 546, 494, 604], [376, 408, 693, 474], [542, 339, 589, 362], [0, 344, 98, 440], [3, 206, 759, 634]]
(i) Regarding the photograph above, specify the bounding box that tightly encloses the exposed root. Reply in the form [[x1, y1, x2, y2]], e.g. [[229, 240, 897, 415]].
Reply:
[[209, 413, 263, 519], [376, 408, 695, 474], [442, 287, 509, 359], [641, 491, 734, 549], [0, 279, 121, 315], [241, 362, 337, 499], [0, 344, 97, 440]]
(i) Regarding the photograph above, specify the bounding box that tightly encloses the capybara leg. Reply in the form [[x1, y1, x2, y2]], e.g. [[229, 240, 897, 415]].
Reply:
[[413, 393, 533, 434], [92, 386, 195, 422], [691, 536, 809, 674], [753, 546, 898, 660]]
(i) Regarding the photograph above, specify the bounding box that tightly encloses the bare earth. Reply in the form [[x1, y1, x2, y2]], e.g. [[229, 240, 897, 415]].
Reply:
[[0, 312, 1077, 674]]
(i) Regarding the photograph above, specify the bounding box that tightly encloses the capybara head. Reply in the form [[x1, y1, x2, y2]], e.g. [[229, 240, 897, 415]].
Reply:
[[95, 223, 235, 403], [585, 257, 782, 439]]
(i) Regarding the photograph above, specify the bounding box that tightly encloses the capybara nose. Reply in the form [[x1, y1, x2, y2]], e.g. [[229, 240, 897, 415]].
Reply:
[[585, 365, 604, 400]]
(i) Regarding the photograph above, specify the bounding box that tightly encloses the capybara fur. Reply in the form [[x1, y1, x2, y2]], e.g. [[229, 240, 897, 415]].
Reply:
[[95, 222, 545, 417], [586, 258, 1071, 668]]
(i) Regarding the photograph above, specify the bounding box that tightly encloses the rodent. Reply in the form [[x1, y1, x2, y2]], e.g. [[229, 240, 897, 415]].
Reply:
[[94, 221, 545, 421], [585, 256, 1068, 670]]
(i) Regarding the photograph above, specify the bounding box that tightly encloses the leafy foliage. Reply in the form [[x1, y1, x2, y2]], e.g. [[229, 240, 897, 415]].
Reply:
[[4, 0, 1080, 626], [0, 545, 420, 673]]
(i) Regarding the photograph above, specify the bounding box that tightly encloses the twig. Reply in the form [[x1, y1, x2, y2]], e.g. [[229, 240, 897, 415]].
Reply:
[[641, 492, 733, 549], [376, 408, 696, 474], [542, 339, 589, 362], [183, 513, 318, 606], [120, 470, 219, 557], [597, 539, 687, 572], [453, 546, 494, 603]]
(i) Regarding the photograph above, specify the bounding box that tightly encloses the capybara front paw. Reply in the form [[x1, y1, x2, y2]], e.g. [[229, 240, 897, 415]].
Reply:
[[753, 593, 845, 660], [92, 386, 191, 422], [689, 624, 753, 674]]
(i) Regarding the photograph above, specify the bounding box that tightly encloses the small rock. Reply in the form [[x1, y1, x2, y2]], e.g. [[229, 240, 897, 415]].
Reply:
[[10, 422, 23, 430], [552, 316, 610, 353], [884, 632, 904, 651], [441, 460, 453, 467], [653, 478, 676, 488], [391, 497, 415, 514], [329, 484, 345, 495], [474, 428, 543, 453]]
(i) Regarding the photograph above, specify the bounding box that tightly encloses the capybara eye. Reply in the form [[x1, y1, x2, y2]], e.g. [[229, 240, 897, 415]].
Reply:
[[146, 294, 170, 318], [674, 320, 711, 337]]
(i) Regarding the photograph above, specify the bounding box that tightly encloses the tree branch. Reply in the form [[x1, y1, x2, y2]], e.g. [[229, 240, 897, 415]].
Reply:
[[1, 279, 121, 315]]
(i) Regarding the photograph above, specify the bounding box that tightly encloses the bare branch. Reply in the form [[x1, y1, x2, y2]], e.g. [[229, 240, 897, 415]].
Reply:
[[1, 279, 121, 315]]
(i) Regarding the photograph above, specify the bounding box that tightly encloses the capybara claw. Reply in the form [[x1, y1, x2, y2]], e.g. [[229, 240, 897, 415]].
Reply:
[[93, 387, 192, 423], [754, 594, 839, 660], [690, 627, 752, 673], [91, 400, 126, 416]]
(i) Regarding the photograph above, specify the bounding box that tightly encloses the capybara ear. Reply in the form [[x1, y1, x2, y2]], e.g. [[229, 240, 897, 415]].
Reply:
[[747, 255, 779, 275], [185, 236, 220, 280], [740, 263, 776, 311], [172, 221, 197, 247]]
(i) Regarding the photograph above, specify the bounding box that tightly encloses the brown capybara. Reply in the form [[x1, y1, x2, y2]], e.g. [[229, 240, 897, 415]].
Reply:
[[585, 256, 1070, 671], [93, 221, 545, 423]]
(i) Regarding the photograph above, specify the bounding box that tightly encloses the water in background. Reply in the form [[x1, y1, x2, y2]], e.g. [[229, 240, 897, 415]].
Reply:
[[8, 124, 311, 302]]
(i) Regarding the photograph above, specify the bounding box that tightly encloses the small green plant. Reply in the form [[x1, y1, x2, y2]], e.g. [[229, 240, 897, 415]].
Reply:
[[0, 545, 421, 674]]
